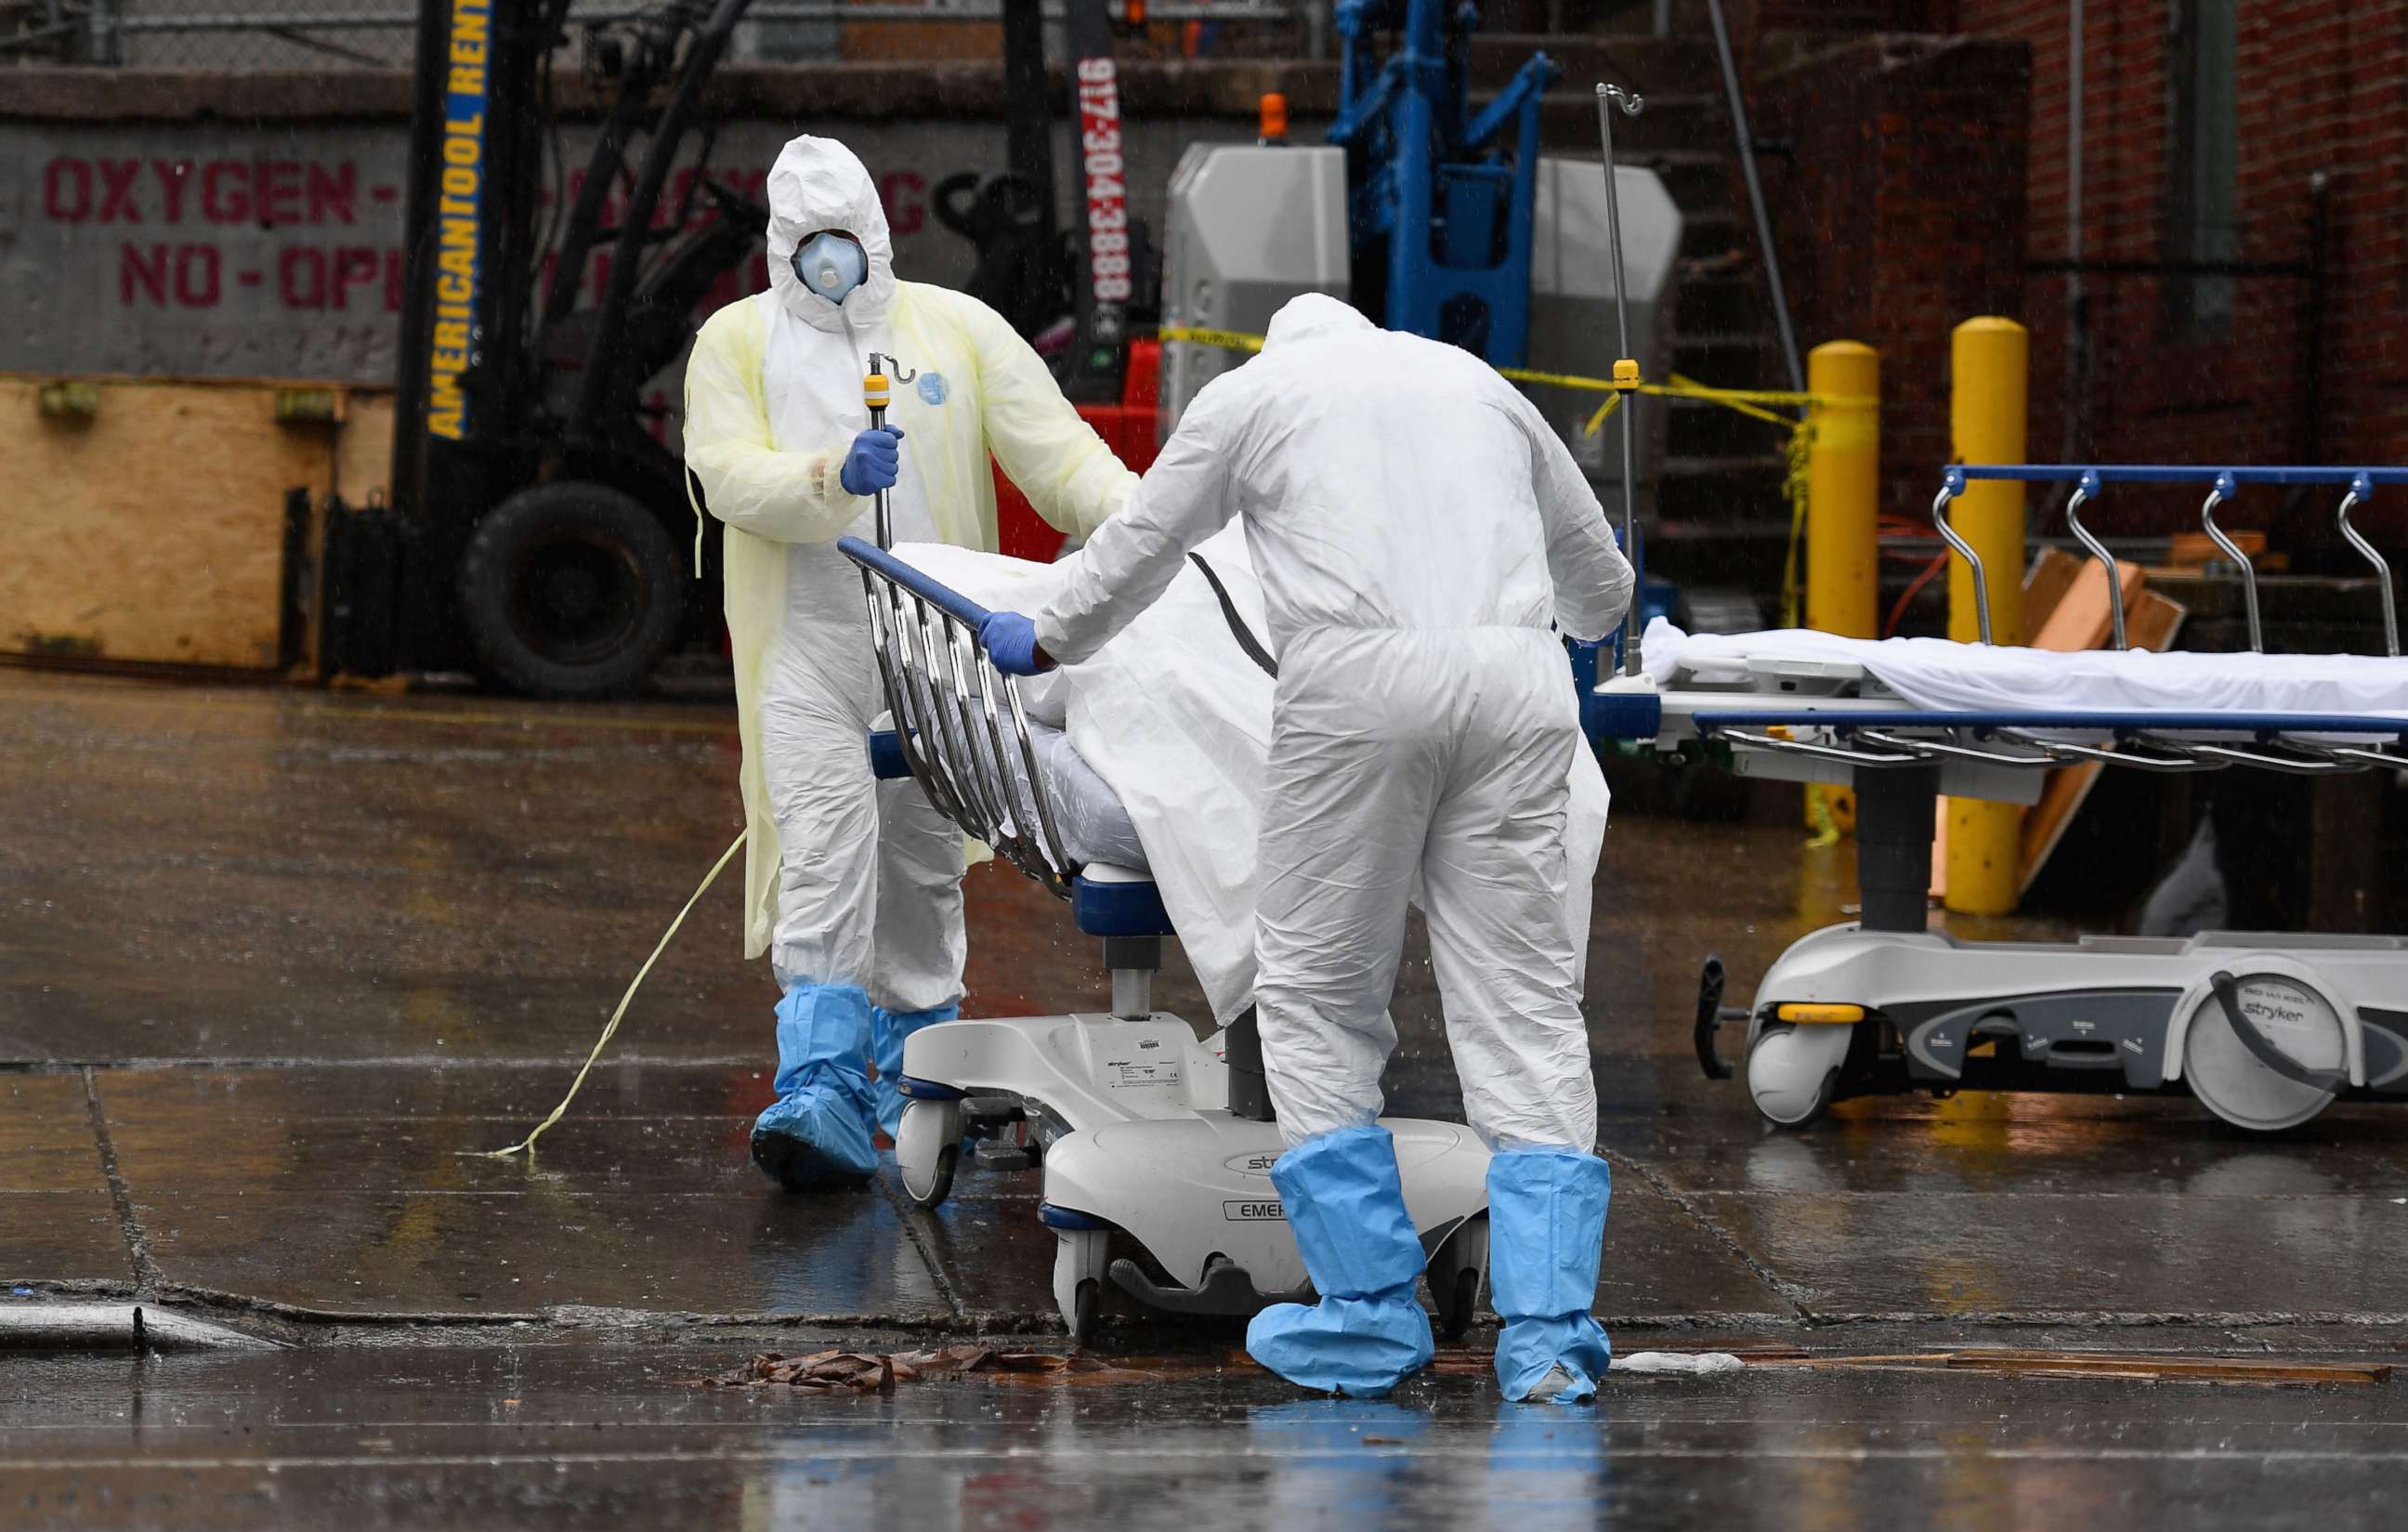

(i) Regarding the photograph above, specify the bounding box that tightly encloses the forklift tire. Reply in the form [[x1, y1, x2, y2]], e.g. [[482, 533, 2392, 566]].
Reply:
[[459, 482, 684, 700]]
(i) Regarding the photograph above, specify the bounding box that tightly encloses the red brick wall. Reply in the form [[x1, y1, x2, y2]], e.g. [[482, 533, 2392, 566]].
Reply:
[[1938, 0, 2408, 547], [1755, 34, 2033, 525]]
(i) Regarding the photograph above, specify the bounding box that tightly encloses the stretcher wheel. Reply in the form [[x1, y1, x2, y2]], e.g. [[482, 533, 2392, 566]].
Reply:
[[1069, 1279, 1101, 1348], [1052, 1227, 1110, 1343], [1747, 1021, 1852, 1129], [2182, 970, 2348, 1133], [1426, 1214, 1488, 1342], [896, 1098, 963, 1208]]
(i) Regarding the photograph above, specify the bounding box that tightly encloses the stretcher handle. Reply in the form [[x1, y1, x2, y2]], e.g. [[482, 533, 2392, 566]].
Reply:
[[2336, 474, 2400, 658], [839, 537, 993, 629], [1930, 480, 1992, 645], [2197, 472, 2263, 654], [2062, 470, 2126, 652]]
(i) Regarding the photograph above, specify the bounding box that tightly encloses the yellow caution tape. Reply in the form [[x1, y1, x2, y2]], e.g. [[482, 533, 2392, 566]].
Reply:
[[1156, 324, 1871, 635], [1157, 324, 1856, 420], [1156, 324, 1267, 354]]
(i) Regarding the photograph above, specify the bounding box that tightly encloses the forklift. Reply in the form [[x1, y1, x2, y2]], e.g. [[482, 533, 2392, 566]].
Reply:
[[366, 0, 1156, 698]]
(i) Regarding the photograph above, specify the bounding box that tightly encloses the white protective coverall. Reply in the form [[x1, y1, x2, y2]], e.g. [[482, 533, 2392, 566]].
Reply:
[[1036, 295, 1635, 1153], [683, 135, 1134, 1002]]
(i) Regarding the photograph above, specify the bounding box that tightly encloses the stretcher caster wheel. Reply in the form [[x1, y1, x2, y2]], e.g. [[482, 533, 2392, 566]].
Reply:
[[2182, 968, 2349, 1133], [1052, 1227, 1110, 1345], [1069, 1279, 1101, 1347], [896, 1098, 963, 1208], [1747, 1021, 1852, 1129], [1426, 1214, 1488, 1342]]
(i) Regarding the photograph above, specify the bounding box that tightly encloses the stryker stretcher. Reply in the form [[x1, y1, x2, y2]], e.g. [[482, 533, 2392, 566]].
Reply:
[[1591, 465, 2408, 1133], [836, 535, 1491, 1343]]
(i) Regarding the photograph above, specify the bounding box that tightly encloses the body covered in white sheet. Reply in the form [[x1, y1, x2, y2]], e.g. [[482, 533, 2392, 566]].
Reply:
[[895, 528, 1615, 1028]]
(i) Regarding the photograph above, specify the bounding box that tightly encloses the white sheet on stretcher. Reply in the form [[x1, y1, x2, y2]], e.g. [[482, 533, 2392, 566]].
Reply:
[[897, 529, 1610, 1025], [1642, 617, 2408, 724]]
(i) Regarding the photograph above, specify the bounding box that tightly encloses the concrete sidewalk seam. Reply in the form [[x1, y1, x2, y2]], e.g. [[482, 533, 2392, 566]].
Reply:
[[884, 1183, 968, 1320], [1603, 1150, 1818, 1319], [81, 1067, 163, 1298]]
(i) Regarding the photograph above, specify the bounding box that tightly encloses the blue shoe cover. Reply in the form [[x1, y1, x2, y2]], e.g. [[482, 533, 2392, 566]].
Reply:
[[870, 1002, 960, 1137], [750, 982, 877, 1189], [1487, 1148, 1613, 1403], [1244, 1126, 1435, 1398]]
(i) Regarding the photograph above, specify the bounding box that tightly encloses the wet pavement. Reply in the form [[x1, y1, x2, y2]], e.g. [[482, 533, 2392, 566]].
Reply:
[[4, 1335, 2405, 1531], [6, 670, 2407, 1527]]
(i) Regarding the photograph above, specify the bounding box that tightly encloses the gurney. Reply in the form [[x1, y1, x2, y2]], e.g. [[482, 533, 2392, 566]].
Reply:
[[1591, 465, 2408, 1133], [836, 535, 1492, 1343]]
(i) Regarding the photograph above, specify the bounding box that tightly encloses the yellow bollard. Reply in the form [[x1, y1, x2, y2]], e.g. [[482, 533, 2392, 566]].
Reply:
[[1944, 316, 2029, 916], [1806, 341, 1881, 639], [1801, 341, 1880, 837]]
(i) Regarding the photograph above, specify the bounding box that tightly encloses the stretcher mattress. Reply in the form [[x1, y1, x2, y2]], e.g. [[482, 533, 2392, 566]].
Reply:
[[1642, 618, 2408, 721], [1018, 722, 1149, 872]]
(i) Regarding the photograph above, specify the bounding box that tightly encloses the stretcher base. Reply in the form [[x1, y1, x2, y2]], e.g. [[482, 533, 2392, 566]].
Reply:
[[897, 1014, 1492, 1338], [1735, 927, 2408, 1132]]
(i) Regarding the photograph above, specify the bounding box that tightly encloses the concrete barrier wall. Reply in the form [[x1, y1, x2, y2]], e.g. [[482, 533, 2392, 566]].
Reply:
[[2, 63, 1330, 386]]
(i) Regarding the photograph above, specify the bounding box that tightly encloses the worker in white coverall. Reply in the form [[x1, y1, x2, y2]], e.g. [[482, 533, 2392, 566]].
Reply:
[[980, 294, 1635, 1403], [682, 136, 1134, 1190]]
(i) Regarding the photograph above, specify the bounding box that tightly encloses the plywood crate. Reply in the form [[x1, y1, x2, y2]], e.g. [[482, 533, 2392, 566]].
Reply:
[[0, 374, 390, 674]]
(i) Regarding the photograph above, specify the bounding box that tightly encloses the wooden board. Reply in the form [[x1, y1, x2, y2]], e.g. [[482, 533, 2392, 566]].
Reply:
[[0, 376, 346, 670], [334, 390, 394, 507], [2032, 554, 2144, 651], [1930, 549, 2137, 897], [2022, 545, 2085, 634], [2018, 588, 2190, 891]]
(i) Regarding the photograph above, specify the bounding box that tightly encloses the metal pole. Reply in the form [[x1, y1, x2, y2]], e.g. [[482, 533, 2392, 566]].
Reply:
[[865, 353, 915, 549], [1597, 84, 1646, 677], [2061, 0, 2085, 466], [82, 0, 122, 62], [1703, 0, 1803, 394]]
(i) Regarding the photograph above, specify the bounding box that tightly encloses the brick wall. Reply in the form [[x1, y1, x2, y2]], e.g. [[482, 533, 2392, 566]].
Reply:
[[1755, 34, 2033, 525], [1942, 1, 2408, 548]]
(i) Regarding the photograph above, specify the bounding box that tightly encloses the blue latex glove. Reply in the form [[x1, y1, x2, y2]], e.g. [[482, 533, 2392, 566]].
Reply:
[[839, 426, 906, 497], [979, 610, 1052, 675]]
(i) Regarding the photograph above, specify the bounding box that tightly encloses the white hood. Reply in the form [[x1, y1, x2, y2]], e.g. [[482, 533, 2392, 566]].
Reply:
[[1262, 291, 1374, 351], [765, 135, 896, 331]]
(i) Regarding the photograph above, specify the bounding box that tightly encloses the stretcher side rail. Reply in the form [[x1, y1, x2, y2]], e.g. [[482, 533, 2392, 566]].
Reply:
[[1675, 705, 2408, 779], [838, 536, 1076, 897]]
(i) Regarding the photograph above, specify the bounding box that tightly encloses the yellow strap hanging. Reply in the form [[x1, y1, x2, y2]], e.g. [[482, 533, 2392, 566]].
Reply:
[[471, 829, 749, 1159]]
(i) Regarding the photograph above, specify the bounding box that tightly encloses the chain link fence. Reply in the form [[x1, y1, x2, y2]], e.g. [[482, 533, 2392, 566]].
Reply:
[[4, 0, 1307, 72]]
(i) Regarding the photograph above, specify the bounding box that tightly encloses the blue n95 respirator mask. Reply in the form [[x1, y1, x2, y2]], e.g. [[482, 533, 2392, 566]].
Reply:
[[792, 231, 867, 306]]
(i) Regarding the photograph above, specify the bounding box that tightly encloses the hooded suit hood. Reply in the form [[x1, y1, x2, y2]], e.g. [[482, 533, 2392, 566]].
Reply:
[[1262, 291, 1376, 351], [766, 136, 896, 331]]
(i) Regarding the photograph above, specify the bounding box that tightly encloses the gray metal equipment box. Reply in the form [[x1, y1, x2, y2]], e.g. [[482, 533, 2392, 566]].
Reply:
[[1158, 143, 1682, 491]]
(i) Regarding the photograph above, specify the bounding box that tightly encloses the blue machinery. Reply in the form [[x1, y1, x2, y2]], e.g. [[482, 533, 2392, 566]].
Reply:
[[1330, 0, 1559, 367]]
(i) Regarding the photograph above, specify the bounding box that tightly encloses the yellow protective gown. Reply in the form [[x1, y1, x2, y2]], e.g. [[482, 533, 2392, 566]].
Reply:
[[684, 136, 1133, 975]]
